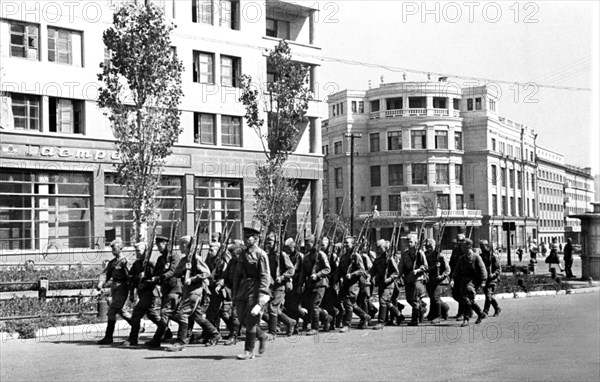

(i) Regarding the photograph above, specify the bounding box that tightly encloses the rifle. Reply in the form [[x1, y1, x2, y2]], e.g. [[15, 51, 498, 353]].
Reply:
[[467, 213, 477, 240], [327, 194, 346, 243], [295, 209, 310, 247], [415, 216, 427, 254], [185, 208, 204, 285], [142, 220, 158, 279], [435, 211, 448, 253]]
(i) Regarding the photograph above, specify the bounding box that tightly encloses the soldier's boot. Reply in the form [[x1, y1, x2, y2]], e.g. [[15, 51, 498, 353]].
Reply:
[[483, 299, 491, 315], [98, 320, 116, 345], [277, 312, 296, 336], [146, 321, 166, 348], [124, 321, 141, 346], [356, 307, 370, 329], [419, 302, 427, 323], [368, 300, 378, 319], [441, 302, 450, 320], [175, 320, 189, 345], [473, 304, 486, 324], [238, 331, 256, 360], [257, 328, 268, 355], [268, 314, 279, 336], [163, 327, 173, 341]]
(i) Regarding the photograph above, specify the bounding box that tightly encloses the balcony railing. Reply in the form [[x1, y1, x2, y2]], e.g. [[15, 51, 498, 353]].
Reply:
[[371, 108, 458, 119], [358, 209, 482, 218]]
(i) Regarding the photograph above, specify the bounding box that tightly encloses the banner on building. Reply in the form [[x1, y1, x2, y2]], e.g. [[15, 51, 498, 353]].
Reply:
[[400, 192, 438, 216]]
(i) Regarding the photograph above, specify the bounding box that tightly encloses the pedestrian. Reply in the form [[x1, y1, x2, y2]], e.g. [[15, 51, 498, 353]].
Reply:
[[529, 240, 539, 263], [399, 234, 428, 327], [563, 238, 575, 278], [336, 236, 371, 332], [545, 238, 563, 273], [232, 228, 271, 360], [298, 234, 332, 335], [540, 242, 548, 258], [424, 238, 450, 324], [449, 235, 466, 320], [122, 241, 162, 346], [370, 240, 403, 329], [97, 238, 132, 345], [451, 239, 487, 326], [516, 246, 523, 262], [479, 240, 501, 317]]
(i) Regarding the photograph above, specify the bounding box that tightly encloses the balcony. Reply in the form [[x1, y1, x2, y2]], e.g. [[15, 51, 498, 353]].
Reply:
[[358, 209, 482, 219], [370, 108, 458, 119]]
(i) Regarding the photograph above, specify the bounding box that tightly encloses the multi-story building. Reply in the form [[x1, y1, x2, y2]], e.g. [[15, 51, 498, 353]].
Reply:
[[564, 165, 595, 244], [0, 0, 325, 257], [323, 80, 592, 251]]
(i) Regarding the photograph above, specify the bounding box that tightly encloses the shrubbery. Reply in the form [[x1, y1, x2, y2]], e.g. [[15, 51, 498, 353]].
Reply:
[[0, 265, 103, 292]]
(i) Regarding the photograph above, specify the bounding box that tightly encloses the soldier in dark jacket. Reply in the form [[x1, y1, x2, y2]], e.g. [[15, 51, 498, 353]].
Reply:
[[320, 236, 341, 331], [145, 236, 185, 348], [480, 240, 501, 317], [336, 236, 370, 332], [232, 228, 271, 360], [97, 238, 132, 344], [122, 242, 162, 346], [282, 238, 307, 333], [449, 235, 466, 320], [298, 234, 332, 335], [424, 238, 450, 323], [399, 234, 428, 327], [451, 239, 488, 326], [370, 240, 403, 330], [264, 232, 296, 337]]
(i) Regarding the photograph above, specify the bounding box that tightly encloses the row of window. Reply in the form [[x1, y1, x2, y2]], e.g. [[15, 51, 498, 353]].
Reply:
[[540, 202, 563, 212], [540, 219, 564, 229], [566, 193, 592, 202], [368, 164, 463, 187], [192, 0, 240, 30], [334, 193, 466, 214], [490, 195, 525, 217], [538, 169, 564, 183], [490, 138, 524, 160], [490, 166, 523, 189], [539, 186, 562, 197], [9, 22, 83, 65], [194, 113, 242, 146]]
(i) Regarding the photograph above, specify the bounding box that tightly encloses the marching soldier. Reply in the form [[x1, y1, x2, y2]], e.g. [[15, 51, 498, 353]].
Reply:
[[336, 236, 370, 332], [282, 238, 307, 334], [122, 242, 162, 346], [97, 238, 132, 345], [264, 232, 296, 337], [479, 240, 501, 317], [398, 234, 428, 327], [298, 234, 332, 335], [232, 228, 271, 360], [321, 236, 341, 331], [449, 235, 466, 320], [424, 238, 450, 324], [370, 240, 403, 330], [144, 236, 186, 348], [451, 238, 488, 326]]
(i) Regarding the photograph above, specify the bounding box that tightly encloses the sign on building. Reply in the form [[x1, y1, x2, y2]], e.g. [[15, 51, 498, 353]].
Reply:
[[401, 192, 438, 216]]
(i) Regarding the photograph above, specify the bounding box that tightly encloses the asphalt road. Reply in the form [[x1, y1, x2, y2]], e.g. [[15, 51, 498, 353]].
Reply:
[[1, 291, 599, 382]]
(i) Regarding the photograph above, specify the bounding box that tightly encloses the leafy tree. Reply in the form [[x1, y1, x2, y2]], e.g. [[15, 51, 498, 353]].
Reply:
[[97, 2, 183, 243], [239, 41, 313, 239]]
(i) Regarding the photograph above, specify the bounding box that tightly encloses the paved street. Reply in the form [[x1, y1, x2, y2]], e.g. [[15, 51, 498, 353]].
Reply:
[[1, 291, 599, 381]]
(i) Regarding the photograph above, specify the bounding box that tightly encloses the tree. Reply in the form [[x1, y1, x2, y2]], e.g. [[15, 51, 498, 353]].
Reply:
[[239, 41, 313, 239], [322, 212, 351, 244], [97, 2, 183, 243]]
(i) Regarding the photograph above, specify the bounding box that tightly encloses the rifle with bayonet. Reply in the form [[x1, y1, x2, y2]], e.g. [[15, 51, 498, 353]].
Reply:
[[185, 207, 204, 285]]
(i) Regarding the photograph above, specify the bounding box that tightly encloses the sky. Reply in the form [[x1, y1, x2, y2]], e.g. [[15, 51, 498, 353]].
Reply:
[[314, 0, 599, 173]]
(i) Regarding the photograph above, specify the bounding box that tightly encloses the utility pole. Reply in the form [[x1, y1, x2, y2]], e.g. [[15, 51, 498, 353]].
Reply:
[[345, 132, 362, 235]]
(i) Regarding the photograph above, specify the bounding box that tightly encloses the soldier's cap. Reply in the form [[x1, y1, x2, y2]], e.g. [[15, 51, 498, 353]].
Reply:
[[407, 234, 418, 241], [425, 238, 436, 247], [457, 234, 466, 241], [110, 238, 123, 248], [179, 236, 192, 245], [211, 232, 222, 240], [284, 238, 295, 247], [479, 239, 489, 246], [463, 238, 473, 247], [155, 236, 169, 243], [209, 242, 221, 250], [305, 234, 316, 242], [134, 242, 147, 251], [243, 227, 260, 237], [376, 239, 389, 249], [233, 239, 244, 246]]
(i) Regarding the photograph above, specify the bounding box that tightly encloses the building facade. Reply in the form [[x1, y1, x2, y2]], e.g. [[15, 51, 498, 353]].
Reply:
[[0, 0, 325, 258], [564, 165, 595, 244], [323, 80, 594, 251]]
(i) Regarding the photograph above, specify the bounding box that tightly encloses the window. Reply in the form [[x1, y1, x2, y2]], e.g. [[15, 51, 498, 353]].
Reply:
[[48, 27, 81, 66], [502, 196, 507, 215], [369, 133, 380, 152], [455, 164, 463, 185], [492, 194, 498, 215], [194, 113, 216, 145], [339, 103, 344, 115], [49, 97, 83, 134], [454, 132, 463, 150], [469, 194, 475, 209], [438, 194, 450, 210], [194, 178, 242, 239], [193, 51, 215, 84], [332, 105, 336, 117], [219, 0, 239, 29], [501, 167, 507, 187], [475, 97, 482, 110], [509, 169, 515, 188], [411, 130, 427, 149], [370, 195, 381, 210], [192, 0, 214, 24], [435, 131, 448, 149], [467, 98, 473, 111], [221, 55, 240, 87], [221, 115, 242, 146], [10, 21, 39, 60], [370, 100, 380, 112], [491, 165, 497, 185], [499, 142, 505, 154], [435, 164, 449, 184], [334, 168, 343, 189], [412, 163, 428, 185], [388, 164, 403, 186], [351, 101, 357, 113], [491, 138, 496, 151], [335, 197, 344, 214], [408, 97, 425, 108], [453, 99, 460, 110], [334, 141, 342, 155], [510, 197, 515, 216], [456, 194, 464, 210], [433, 97, 447, 108], [389, 195, 401, 211], [322, 145, 329, 156], [10, 93, 40, 130], [387, 131, 402, 150], [0, 170, 92, 250], [370, 166, 381, 187], [386, 97, 402, 110], [518, 197, 523, 216], [358, 101, 364, 113], [489, 99, 496, 111], [266, 18, 290, 39]]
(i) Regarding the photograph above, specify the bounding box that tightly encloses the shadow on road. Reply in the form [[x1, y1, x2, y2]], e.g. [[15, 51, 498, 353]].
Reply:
[[145, 355, 234, 360]]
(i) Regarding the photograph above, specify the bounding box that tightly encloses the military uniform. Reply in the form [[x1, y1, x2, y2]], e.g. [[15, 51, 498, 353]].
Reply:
[[358, 251, 376, 318], [282, 243, 306, 331], [321, 240, 342, 329], [399, 244, 428, 326], [452, 240, 488, 325], [480, 241, 501, 317], [266, 244, 295, 335], [370, 241, 403, 329], [298, 241, 331, 334], [424, 242, 450, 322], [336, 241, 370, 331], [449, 237, 466, 318]]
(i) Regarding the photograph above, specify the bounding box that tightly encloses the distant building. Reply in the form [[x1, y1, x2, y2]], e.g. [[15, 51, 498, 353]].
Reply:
[[564, 165, 595, 244]]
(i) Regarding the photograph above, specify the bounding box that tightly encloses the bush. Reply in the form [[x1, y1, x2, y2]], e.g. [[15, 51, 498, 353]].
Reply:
[[0, 265, 103, 292]]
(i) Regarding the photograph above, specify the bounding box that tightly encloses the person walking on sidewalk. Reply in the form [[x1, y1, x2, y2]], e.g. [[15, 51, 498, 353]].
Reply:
[[563, 238, 575, 278]]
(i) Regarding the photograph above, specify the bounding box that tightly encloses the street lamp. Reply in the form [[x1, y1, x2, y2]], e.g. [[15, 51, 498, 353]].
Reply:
[[345, 132, 362, 235]]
